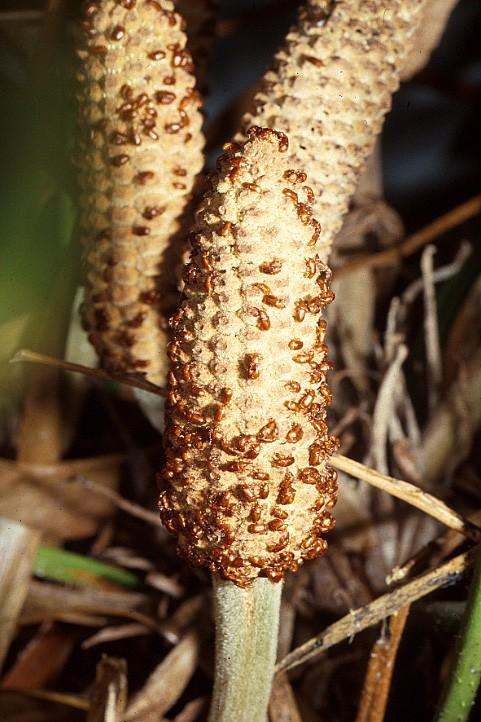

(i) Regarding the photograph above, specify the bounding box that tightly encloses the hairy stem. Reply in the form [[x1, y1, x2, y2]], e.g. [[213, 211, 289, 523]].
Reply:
[[208, 577, 283, 722], [434, 548, 481, 722]]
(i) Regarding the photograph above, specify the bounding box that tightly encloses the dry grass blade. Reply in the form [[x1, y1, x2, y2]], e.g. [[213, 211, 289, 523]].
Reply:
[[0, 518, 41, 671], [87, 657, 127, 722], [1, 687, 89, 711], [421, 246, 442, 412], [19, 612, 110, 628], [277, 547, 478, 674], [12, 349, 165, 396], [23, 580, 149, 618], [20, 607, 160, 632], [20, 579, 158, 630], [145, 572, 185, 598], [82, 623, 151, 650], [79, 477, 165, 529], [331, 455, 481, 541], [125, 632, 200, 720], [334, 193, 481, 278], [371, 343, 408, 474], [354, 607, 410, 722]]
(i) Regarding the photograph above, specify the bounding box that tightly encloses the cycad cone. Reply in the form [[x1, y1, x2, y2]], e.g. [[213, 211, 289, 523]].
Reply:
[[77, 0, 204, 387], [160, 128, 338, 587]]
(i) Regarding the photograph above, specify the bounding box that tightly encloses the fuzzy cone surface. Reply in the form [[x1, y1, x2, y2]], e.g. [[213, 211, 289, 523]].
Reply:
[[159, 128, 338, 586], [77, 0, 204, 387]]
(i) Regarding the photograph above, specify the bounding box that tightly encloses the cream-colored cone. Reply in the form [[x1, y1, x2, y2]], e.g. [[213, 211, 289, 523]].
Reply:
[[241, 0, 427, 258], [159, 128, 338, 587], [77, 0, 204, 387]]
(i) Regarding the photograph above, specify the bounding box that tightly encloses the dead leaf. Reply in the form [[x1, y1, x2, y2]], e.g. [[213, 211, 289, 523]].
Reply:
[[326, 546, 372, 610], [1, 623, 76, 690], [125, 632, 200, 720], [0, 518, 41, 672], [0, 454, 123, 540], [87, 657, 127, 722]]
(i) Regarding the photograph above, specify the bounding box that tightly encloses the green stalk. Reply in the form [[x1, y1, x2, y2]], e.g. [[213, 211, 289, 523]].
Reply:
[[434, 549, 481, 722], [208, 577, 283, 722]]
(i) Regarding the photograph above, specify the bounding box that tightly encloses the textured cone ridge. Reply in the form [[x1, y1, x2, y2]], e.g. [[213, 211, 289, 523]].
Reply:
[[77, 0, 204, 386], [241, 0, 427, 258], [159, 128, 338, 587]]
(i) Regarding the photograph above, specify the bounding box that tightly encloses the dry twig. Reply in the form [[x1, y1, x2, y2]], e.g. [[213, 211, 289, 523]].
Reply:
[[335, 193, 481, 278], [78, 477, 165, 530], [12, 349, 165, 396], [277, 547, 478, 674]]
